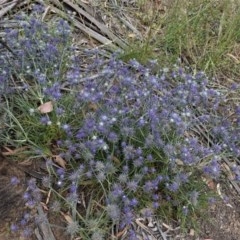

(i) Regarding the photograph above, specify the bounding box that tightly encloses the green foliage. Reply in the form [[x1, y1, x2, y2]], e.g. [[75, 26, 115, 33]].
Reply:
[[123, 0, 240, 74]]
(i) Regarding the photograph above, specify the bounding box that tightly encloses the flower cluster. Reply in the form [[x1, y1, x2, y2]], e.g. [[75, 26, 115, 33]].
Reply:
[[1, 5, 240, 239], [10, 178, 42, 238]]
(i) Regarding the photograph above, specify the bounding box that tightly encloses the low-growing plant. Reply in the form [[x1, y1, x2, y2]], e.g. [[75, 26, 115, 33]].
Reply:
[[1, 4, 240, 239]]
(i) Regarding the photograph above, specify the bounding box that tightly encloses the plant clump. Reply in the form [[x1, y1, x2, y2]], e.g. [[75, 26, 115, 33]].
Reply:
[[1, 5, 240, 239]]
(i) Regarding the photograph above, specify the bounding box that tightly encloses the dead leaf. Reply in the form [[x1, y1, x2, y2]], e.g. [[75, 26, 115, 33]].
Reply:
[[61, 212, 73, 224], [128, 33, 136, 38], [207, 179, 216, 190], [38, 101, 53, 113], [111, 155, 121, 165], [189, 228, 195, 236], [162, 222, 174, 231], [223, 162, 235, 180], [217, 183, 223, 198], [2, 146, 29, 156], [226, 203, 233, 208], [115, 227, 127, 238], [41, 202, 49, 211], [53, 155, 66, 169], [88, 102, 98, 111], [227, 53, 240, 64], [175, 158, 184, 166], [202, 176, 216, 190], [46, 190, 52, 205]]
